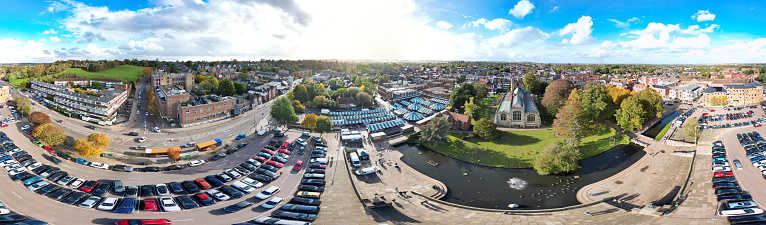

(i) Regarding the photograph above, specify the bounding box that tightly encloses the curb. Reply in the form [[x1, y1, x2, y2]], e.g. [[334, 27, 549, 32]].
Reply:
[[411, 191, 616, 213], [576, 150, 652, 203]]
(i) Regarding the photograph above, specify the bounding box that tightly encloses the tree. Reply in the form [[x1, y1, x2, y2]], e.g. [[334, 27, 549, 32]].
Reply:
[[29, 111, 51, 125], [233, 81, 248, 94], [33, 123, 66, 146], [449, 84, 476, 114], [419, 116, 450, 145], [314, 116, 332, 137], [237, 73, 250, 80], [473, 118, 497, 140], [217, 79, 236, 96], [457, 74, 466, 83], [310, 95, 336, 109], [615, 96, 646, 132], [472, 82, 488, 102], [168, 147, 182, 162], [523, 74, 539, 94], [580, 83, 613, 131], [347, 87, 362, 97], [355, 92, 373, 107], [302, 114, 318, 130], [292, 84, 311, 103], [635, 89, 665, 120], [146, 88, 159, 116], [16, 98, 31, 117], [532, 139, 582, 175], [541, 80, 575, 116], [74, 138, 102, 157], [91, 81, 103, 90], [683, 118, 701, 144], [140, 68, 154, 79], [606, 85, 632, 107], [270, 97, 299, 124], [292, 100, 305, 113], [198, 77, 219, 92], [552, 89, 584, 136], [87, 133, 110, 150], [463, 97, 478, 119]]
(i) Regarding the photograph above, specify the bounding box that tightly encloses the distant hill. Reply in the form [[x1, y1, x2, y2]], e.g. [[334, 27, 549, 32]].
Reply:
[[58, 65, 145, 83]]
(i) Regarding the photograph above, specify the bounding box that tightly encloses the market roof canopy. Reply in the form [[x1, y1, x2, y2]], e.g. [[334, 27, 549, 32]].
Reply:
[[403, 112, 424, 121], [393, 108, 410, 115], [431, 98, 449, 105], [417, 107, 434, 115], [410, 97, 427, 104], [407, 103, 423, 111], [367, 119, 405, 131], [328, 108, 386, 115], [429, 103, 445, 110], [399, 100, 411, 106]]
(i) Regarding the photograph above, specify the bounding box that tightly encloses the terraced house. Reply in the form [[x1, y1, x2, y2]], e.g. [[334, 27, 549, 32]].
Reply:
[[701, 82, 766, 106], [31, 80, 129, 123]]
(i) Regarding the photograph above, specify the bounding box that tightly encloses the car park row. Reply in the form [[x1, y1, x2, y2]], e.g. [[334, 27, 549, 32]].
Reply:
[[709, 137, 766, 223], [2, 128, 328, 224]]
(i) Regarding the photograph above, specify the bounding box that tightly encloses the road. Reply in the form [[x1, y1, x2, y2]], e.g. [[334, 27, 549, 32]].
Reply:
[[16, 87, 275, 152], [0, 124, 335, 224]]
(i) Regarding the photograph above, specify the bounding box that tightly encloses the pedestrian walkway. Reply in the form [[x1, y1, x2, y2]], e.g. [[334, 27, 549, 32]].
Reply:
[[664, 155, 718, 220]]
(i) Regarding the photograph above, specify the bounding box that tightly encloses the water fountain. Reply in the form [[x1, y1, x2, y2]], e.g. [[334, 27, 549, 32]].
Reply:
[[507, 177, 528, 190]]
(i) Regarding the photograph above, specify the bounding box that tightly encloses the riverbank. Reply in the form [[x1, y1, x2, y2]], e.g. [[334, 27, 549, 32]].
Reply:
[[422, 127, 630, 168]]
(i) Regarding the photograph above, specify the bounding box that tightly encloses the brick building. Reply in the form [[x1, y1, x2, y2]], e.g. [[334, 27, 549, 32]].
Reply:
[[151, 73, 195, 90], [447, 111, 472, 131]]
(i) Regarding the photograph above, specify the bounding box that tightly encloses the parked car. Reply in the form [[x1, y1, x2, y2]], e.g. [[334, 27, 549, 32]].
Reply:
[[271, 210, 317, 221], [160, 197, 182, 212], [175, 195, 199, 209], [224, 201, 255, 213], [255, 186, 281, 200], [261, 197, 284, 209], [114, 198, 137, 214], [281, 203, 320, 213]]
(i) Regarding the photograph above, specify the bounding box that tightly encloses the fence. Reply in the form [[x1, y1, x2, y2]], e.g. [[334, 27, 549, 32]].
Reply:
[[100, 152, 124, 159], [179, 151, 199, 160]]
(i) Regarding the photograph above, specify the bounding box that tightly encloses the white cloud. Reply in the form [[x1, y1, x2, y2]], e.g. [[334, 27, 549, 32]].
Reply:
[[0, 38, 50, 62], [49, 36, 64, 43], [716, 38, 766, 58], [436, 21, 453, 29], [559, 16, 593, 45], [471, 18, 487, 27], [42, 29, 57, 35], [484, 18, 512, 31], [45, 1, 69, 13], [692, 10, 715, 22], [680, 24, 719, 34], [550, 6, 559, 13], [487, 26, 549, 48], [669, 34, 710, 49], [508, 0, 534, 19], [631, 22, 680, 36], [607, 17, 640, 28]]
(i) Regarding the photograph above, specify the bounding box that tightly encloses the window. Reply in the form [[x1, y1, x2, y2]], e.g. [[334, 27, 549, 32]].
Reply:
[[527, 115, 535, 122], [513, 111, 522, 121], [500, 114, 507, 121], [193, 109, 197, 114]]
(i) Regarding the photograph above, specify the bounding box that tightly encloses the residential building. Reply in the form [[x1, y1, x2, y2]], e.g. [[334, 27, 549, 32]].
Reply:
[[494, 86, 541, 128], [446, 111, 472, 131], [0, 82, 9, 103], [151, 73, 195, 90], [89, 78, 123, 88], [154, 84, 241, 127], [31, 80, 129, 122], [54, 78, 88, 87], [701, 82, 765, 106], [669, 85, 702, 103], [336, 95, 356, 108]]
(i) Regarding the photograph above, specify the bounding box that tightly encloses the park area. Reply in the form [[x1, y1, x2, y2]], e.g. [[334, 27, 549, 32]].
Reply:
[[56, 65, 145, 83], [426, 127, 629, 168]]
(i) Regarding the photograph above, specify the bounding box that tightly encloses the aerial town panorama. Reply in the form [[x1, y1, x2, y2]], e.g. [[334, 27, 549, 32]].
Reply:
[[0, 0, 764, 224]]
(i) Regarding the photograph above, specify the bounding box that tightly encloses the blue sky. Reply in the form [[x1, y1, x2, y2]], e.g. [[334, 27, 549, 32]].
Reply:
[[1, 0, 766, 64]]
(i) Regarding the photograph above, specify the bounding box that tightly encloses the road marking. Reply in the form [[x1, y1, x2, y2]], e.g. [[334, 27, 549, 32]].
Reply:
[[11, 191, 21, 198], [175, 219, 194, 222]]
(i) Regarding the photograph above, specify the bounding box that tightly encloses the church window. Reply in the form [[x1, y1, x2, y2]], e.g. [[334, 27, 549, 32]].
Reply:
[[513, 111, 521, 121]]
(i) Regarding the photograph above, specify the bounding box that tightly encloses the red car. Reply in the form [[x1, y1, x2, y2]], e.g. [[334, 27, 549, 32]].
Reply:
[[143, 199, 159, 211], [714, 172, 733, 178], [268, 140, 278, 146], [266, 161, 284, 168], [26, 131, 33, 136], [711, 110, 715, 112], [80, 181, 99, 192], [195, 178, 212, 190], [702, 113, 708, 116], [293, 160, 303, 170], [260, 148, 276, 155], [309, 163, 326, 169], [278, 148, 291, 155], [281, 142, 290, 149], [43, 146, 55, 153], [756, 124, 763, 128], [115, 219, 172, 225], [254, 156, 267, 162], [0, 123, 7, 127]]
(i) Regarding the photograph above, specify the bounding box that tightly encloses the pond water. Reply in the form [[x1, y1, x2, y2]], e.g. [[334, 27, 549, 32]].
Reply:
[[643, 111, 681, 139], [397, 143, 646, 209]]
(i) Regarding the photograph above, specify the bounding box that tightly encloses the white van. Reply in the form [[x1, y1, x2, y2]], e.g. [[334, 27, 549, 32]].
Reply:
[[135, 146, 147, 150], [349, 152, 361, 167], [232, 181, 255, 194], [719, 207, 764, 217], [355, 166, 378, 175]]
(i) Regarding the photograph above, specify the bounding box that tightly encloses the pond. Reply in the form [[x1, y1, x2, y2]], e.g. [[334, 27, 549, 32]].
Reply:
[[643, 111, 681, 139], [397, 143, 646, 209]]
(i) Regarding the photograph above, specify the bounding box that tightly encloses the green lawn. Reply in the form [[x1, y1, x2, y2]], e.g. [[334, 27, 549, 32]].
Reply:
[[425, 127, 629, 168], [10, 78, 28, 88], [654, 123, 672, 142], [58, 65, 145, 83]]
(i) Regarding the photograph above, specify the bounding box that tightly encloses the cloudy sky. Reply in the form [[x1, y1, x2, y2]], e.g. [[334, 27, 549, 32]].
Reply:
[[1, 0, 766, 64]]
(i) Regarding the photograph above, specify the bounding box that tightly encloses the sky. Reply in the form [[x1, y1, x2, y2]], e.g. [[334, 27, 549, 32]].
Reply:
[[2, 0, 766, 64]]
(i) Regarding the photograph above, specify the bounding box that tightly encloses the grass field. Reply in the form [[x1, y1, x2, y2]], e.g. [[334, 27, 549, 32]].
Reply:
[[654, 123, 672, 142], [58, 65, 145, 83], [10, 78, 28, 88], [425, 127, 630, 168]]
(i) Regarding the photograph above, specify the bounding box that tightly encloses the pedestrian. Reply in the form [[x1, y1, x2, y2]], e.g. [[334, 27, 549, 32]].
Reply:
[[395, 187, 399, 192], [584, 212, 593, 216]]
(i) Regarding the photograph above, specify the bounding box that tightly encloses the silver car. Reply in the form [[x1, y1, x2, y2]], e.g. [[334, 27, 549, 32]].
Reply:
[[207, 189, 230, 201], [78, 196, 101, 208], [57, 175, 76, 186], [225, 169, 242, 179], [97, 197, 118, 211]]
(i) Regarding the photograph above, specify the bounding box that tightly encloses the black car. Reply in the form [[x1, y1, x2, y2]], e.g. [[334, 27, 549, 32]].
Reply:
[[306, 168, 325, 174], [92, 184, 112, 197], [209, 154, 223, 161], [168, 164, 187, 170], [34, 184, 60, 195], [273, 133, 285, 138], [128, 132, 139, 136], [719, 194, 753, 202], [715, 188, 743, 196], [301, 179, 326, 186], [176, 195, 199, 209], [314, 142, 327, 147], [47, 171, 68, 182], [310, 154, 325, 159], [10, 172, 33, 181], [226, 148, 237, 154], [272, 156, 288, 163], [61, 191, 87, 204], [712, 177, 736, 183], [56, 152, 72, 160], [238, 143, 247, 148], [194, 193, 216, 206], [223, 201, 254, 213], [261, 164, 279, 172], [298, 185, 325, 192], [181, 181, 200, 193], [249, 174, 273, 183], [239, 162, 256, 171], [85, 125, 96, 130], [19, 158, 37, 167], [125, 186, 139, 197], [141, 185, 155, 197], [112, 165, 133, 172], [143, 166, 162, 172], [220, 185, 245, 198], [712, 153, 726, 158], [168, 182, 186, 194], [44, 155, 62, 164], [0, 215, 26, 223], [281, 203, 320, 213], [256, 168, 275, 177], [205, 176, 225, 187], [271, 210, 317, 222], [47, 188, 73, 200]]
